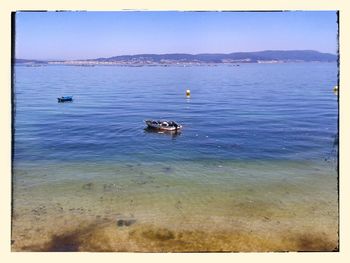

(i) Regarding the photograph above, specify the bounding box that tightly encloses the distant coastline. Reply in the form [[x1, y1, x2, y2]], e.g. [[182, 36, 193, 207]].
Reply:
[[15, 50, 337, 66]]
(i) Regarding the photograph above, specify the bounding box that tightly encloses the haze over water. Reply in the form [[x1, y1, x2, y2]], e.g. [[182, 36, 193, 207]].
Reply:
[[12, 63, 338, 251]]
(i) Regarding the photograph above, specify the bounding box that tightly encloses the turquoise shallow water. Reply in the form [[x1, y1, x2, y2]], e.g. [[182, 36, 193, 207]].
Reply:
[[12, 63, 338, 251]]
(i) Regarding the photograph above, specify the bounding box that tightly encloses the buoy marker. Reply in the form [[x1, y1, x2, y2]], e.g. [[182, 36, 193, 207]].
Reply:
[[333, 85, 338, 95]]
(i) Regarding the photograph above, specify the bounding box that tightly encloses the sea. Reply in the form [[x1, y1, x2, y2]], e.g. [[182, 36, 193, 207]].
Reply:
[[12, 63, 339, 252]]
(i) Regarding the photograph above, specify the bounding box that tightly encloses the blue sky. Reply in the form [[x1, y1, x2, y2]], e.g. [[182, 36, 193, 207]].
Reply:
[[15, 11, 338, 60]]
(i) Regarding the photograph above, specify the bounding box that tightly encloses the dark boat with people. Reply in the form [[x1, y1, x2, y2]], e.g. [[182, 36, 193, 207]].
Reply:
[[145, 120, 182, 131], [57, 96, 73, 102]]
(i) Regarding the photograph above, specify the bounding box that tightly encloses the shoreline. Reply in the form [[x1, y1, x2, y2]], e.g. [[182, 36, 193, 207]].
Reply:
[[15, 61, 336, 67]]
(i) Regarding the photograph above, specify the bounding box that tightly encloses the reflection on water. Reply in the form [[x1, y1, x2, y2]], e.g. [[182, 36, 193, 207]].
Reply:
[[143, 127, 182, 138]]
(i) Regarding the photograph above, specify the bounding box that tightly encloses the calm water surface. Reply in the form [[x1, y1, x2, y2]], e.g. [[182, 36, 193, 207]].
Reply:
[[12, 63, 338, 251], [14, 63, 338, 163]]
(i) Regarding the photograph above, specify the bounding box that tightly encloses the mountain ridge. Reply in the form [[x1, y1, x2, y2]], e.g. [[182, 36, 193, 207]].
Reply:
[[16, 50, 338, 64]]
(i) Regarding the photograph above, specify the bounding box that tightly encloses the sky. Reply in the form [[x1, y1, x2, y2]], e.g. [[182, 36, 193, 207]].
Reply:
[[15, 11, 338, 60]]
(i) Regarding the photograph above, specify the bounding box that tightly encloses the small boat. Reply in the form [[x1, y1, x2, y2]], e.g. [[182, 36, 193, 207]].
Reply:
[[57, 96, 73, 102], [145, 120, 182, 131]]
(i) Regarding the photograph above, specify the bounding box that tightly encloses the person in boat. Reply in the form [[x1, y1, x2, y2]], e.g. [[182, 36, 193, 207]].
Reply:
[[171, 121, 179, 130]]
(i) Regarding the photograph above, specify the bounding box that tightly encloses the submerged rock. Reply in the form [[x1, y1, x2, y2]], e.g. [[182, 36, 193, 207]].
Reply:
[[116, 218, 137, 227], [103, 183, 120, 192], [132, 176, 154, 185], [162, 166, 174, 173], [82, 183, 94, 190]]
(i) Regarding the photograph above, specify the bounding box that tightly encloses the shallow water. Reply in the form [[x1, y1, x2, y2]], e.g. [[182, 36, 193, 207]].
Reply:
[[12, 63, 338, 251]]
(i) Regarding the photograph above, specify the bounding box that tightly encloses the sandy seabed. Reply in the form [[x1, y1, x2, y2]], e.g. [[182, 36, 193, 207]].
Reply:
[[11, 210, 338, 252], [11, 161, 339, 252]]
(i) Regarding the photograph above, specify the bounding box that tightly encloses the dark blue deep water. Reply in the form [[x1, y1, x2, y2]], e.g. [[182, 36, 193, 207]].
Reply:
[[13, 63, 338, 165]]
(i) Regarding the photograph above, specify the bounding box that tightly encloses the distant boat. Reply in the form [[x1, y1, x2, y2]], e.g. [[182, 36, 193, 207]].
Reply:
[[57, 96, 73, 102], [145, 120, 182, 131]]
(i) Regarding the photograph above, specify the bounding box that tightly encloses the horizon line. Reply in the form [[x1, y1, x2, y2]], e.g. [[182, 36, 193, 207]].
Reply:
[[16, 49, 338, 61]]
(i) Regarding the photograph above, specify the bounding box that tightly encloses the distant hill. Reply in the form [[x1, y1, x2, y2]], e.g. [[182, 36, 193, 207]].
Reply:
[[15, 58, 48, 64], [93, 50, 337, 63], [15, 50, 337, 64]]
